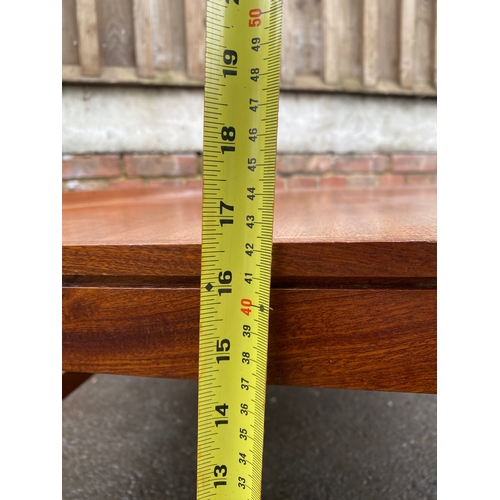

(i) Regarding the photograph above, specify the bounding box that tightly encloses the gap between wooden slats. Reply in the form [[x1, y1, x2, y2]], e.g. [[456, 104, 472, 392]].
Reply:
[[76, 0, 100, 76], [281, 0, 295, 84], [133, 0, 155, 78], [400, 0, 416, 88], [184, 0, 206, 80], [362, 0, 378, 87]]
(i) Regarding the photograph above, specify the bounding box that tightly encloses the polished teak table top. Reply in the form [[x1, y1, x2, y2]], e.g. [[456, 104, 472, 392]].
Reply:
[[63, 186, 436, 393]]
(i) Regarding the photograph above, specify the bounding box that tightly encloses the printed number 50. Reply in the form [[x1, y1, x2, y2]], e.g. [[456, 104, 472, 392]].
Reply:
[[249, 8, 261, 27]]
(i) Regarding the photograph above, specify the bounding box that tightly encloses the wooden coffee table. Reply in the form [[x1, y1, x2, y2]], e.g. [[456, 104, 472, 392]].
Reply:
[[63, 185, 436, 394]]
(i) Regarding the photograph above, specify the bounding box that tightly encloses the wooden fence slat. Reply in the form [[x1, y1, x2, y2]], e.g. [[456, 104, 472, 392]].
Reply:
[[377, 0, 398, 82], [64, 0, 437, 96], [400, 0, 416, 88], [414, 0, 433, 85], [184, 0, 206, 80], [96, 0, 135, 67], [362, 0, 378, 87], [133, 0, 155, 77], [281, 0, 295, 84], [433, 0, 437, 87], [151, 0, 172, 69], [322, 0, 340, 84], [294, 0, 322, 76], [338, 0, 363, 81], [62, 0, 80, 65], [76, 0, 100, 76], [151, 0, 187, 71]]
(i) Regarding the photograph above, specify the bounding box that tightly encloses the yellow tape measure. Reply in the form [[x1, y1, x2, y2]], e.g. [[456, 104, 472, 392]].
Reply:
[[196, 0, 282, 498]]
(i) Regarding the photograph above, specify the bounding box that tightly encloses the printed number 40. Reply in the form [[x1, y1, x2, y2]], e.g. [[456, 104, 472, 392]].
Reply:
[[241, 298, 252, 316]]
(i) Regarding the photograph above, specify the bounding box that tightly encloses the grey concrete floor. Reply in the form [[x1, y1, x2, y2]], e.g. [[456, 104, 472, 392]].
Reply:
[[62, 375, 436, 499]]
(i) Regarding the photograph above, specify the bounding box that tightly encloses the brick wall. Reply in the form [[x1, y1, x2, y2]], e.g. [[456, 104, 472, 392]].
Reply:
[[62, 153, 436, 192]]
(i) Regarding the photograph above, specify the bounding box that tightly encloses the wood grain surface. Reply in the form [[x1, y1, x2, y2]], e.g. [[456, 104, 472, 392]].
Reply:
[[294, 0, 322, 77], [62, 287, 436, 393], [63, 187, 436, 278], [132, 0, 154, 77], [184, 0, 206, 79], [62, 0, 80, 65], [415, 0, 434, 84], [62, 186, 436, 393], [338, 0, 363, 81], [400, 0, 417, 88], [151, 0, 186, 71], [280, 0, 295, 83], [76, 0, 100, 75], [322, 0, 341, 85], [362, 0, 378, 87], [377, 0, 399, 82], [95, 0, 135, 67]]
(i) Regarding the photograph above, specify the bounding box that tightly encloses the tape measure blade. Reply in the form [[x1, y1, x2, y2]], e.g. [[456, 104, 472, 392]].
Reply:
[[197, 1, 282, 498]]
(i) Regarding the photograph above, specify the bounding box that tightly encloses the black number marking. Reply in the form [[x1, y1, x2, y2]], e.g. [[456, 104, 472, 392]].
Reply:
[[249, 98, 259, 112], [218, 270, 232, 284], [216, 339, 230, 363], [213, 464, 227, 488], [249, 128, 257, 142], [221, 126, 236, 154], [223, 49, 238, 65], [215, 403, 228, 416], [216, 339, 230, 351], [248, 157, 257, 172], [218, 269, 232, 295], [221, 126, 236, 141]]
